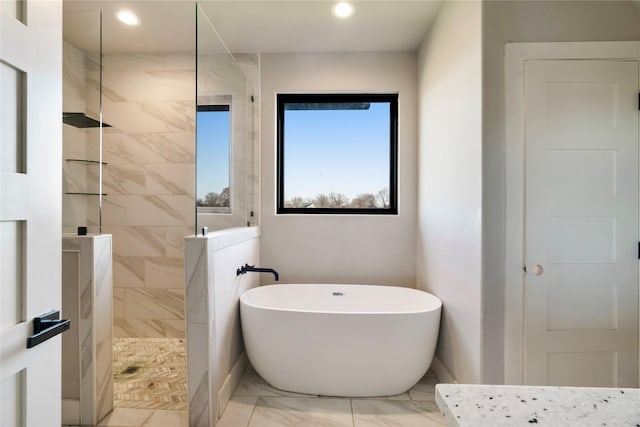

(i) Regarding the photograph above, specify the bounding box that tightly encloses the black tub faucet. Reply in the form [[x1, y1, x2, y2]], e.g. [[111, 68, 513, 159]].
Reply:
[[236, 264, 279, 281]]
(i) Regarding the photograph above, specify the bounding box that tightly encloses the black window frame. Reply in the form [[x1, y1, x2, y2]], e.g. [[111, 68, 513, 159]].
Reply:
[[276, 93, 398, 215]]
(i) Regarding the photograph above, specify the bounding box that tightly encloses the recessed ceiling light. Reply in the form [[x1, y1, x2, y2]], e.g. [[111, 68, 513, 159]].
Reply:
[[332, 2, 355, 19], [116, 10, 140, 26]]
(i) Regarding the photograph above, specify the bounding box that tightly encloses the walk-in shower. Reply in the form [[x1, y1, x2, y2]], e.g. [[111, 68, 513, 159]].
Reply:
[[61, 1, 258, 423]]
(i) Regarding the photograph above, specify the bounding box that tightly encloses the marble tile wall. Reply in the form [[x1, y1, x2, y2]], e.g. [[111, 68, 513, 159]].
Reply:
[[197, 53, 260, 232], [233, 53, 260, 229], [99, 53, 196, 338], [63, 41, 94, 234], [63, 42, 104, 235]]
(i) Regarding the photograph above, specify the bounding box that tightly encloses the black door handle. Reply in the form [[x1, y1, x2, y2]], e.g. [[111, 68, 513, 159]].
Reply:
[[26, 310, 71, 349]]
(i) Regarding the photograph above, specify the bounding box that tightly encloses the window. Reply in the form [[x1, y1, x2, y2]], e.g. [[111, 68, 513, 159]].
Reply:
[[197, 104, 231, 213], [277, 93, 398, 214]]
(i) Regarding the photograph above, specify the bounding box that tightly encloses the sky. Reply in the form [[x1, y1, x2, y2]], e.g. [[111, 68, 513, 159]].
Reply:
[[195, 102, 391, 202], [283, 102, 390, 201], [196, 109, 230, 200]]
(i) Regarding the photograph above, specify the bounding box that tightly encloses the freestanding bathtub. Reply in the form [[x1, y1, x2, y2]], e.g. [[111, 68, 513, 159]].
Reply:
[[239, 284, 442, 397]]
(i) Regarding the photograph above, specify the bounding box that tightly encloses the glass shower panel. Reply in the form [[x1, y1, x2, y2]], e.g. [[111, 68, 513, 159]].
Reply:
[[196, 4, 257, 234], [62, 10, 105, 234]]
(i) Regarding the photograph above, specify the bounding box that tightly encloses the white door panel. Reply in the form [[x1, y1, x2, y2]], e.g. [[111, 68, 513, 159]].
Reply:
[[524, 60, 639, 387], [1, 2, 63, 426]]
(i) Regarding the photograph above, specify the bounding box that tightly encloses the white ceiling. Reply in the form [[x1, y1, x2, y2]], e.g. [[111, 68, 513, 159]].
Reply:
[[63, 0, 442, 54]]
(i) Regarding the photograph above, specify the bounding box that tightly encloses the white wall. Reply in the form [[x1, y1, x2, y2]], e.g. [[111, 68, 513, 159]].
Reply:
[[260, 52, 418, 286], [482, 0, 640, 384], [417, 1, 483, 384]]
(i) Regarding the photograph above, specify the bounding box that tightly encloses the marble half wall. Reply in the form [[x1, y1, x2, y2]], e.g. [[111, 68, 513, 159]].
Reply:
[[185, 227, 260, 427], [62, 234, 113, 425]]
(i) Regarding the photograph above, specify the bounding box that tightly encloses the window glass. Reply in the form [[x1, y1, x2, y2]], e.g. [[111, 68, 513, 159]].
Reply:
[[197, 105, 230, 213], [277, 94, 398, 214]]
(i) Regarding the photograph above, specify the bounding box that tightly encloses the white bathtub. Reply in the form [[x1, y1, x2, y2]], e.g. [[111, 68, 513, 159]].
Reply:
[[239, 284, 442, 397]]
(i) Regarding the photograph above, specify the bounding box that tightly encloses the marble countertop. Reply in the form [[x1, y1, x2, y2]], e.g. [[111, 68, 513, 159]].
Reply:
[[436, 383, 640, 426]]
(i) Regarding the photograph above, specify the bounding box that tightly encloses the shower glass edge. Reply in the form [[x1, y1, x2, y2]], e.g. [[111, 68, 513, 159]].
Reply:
[[195, 2, 257, 236]]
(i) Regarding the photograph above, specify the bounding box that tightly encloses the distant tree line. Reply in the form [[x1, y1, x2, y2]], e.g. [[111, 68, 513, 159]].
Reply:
[[285, 188, 389, 209], [197, 187, 230, 207]]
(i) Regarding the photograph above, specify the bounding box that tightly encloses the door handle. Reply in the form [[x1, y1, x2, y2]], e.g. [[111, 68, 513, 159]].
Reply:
[[26, 310, 70, 349]]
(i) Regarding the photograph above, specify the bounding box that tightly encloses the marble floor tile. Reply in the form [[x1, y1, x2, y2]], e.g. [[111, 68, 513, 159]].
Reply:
[[97, 408, 153, 426], [234, 366, 318, 398], [113, 338, 187, 410], [408, 374, 439, 401], [351, 400, 447, 427], [141, 409, 188, 427], [216, 396, 258, 427], [249, 397, 353, 427], [221, 366, 446, 427]]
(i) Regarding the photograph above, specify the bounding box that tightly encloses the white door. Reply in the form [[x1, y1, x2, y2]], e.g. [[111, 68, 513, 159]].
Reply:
[[1, 1, 64, 425], [524, 60, 639, 387]]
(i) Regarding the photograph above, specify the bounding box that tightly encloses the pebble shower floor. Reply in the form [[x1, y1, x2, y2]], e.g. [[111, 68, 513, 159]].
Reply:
[[112, 338, 187, 410]]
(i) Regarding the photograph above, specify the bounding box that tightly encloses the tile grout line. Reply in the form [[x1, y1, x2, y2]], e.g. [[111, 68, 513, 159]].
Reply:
[[138, 409, 156, 427], [244, 397, 259, 427], [350, 398, 356, 427]]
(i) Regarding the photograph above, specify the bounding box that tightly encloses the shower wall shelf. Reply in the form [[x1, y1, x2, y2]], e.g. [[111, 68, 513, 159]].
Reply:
[[65, 159, 108, 165], [63, 112, 112, 128]]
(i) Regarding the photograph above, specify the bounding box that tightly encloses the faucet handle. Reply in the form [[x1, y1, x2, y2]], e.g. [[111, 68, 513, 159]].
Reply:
[[236, 265, 245, 276]]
